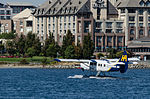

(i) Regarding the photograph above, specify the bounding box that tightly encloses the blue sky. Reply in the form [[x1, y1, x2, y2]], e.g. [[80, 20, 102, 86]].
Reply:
[[1, 0, 47, 6]]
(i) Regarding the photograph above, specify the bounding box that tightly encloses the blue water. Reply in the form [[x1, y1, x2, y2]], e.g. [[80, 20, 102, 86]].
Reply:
[[0, 69, 150, 99]]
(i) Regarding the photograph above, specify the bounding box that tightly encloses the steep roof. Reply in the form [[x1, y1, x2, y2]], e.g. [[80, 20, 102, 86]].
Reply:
[[12, 8, 32, 20], [32, 0, 90, 16], [117, 0, 150, 8], [7, 2, 35, 7], [128, 37, 150, 48]]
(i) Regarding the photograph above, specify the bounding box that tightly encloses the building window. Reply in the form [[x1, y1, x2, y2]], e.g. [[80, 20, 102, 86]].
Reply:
[[130, 37, 134, 40], [41, 24, 43, 30], [139, 23, 143, 27], [6, 10, 11, 15], [48, 24, 51, 30], [6, 16, 11, 19], [146, 1, 150, 6], [60, 16, 62, 22], [130, 29, 135, 34], [129, 23, 135, 27], [68, 16, 71, 22], [148, 23, 150, 27], [37, 24, 39, 30], [121, 9, 125, 13], [116, 29, 123, 33], [64, 23, 66, 29], [37, 17, 39, 23], [53, 17, 55, 23], [148, 29, 150, 35], [73, 23, 75, 28], [5, 29, 8, 33], [41, 18, 43, 23], [116, 22, 123, 28], [128, 9, 136, 13], [148, 10, 150, 14], [73, 16, 75, 21], [139, 9, 143, 15], [73, 29, 75, 33], [139, 1, 145, 7], [5, 23, 8, 27], [96, 22, 102, 28], [20, 21, 23, 26], [60, 23, 62, 29], [53, 24, 55, 30], [129, 16, 135, 21], [148, 17, 150, 21], [64, 16, 66, 22], [0, 10, 5, 14], [118, 37, 122, 43], [107, 36, 112, 42], [106, 22, 112, 28], [49, 17, 51, 23], [106, 29, 112, 33], [97, 36, 102, 43], [139, 29, 144, 35], [139, 16, 143, 21]]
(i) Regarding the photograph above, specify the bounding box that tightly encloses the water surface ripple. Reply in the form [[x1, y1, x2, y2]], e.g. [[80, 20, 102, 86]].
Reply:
[[0, 69, 150, 99]]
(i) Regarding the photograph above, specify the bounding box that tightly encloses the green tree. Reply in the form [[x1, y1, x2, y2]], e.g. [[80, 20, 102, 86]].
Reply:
[[106, 48, 117, 58], [97, 53, 104, 59], [6, 41, 17, 56], [33, 37, 41, 56], [0, 44, 4, 55], [16, 34, 26, 56], [46, 43, 57, 57], [26, 47, 36, 58], [61, 30, 74, 57], [83, 33, 94, 59], [65, 45, 75, 59], [74, 42, 82, 59], [42, 33, 55, 56]]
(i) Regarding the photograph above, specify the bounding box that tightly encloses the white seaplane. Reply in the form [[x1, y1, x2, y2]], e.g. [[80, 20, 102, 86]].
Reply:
[[54, 51, 140, 77]]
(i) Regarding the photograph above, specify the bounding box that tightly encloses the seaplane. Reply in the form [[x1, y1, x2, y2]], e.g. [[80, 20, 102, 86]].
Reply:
[[54, 51, 140, 77]]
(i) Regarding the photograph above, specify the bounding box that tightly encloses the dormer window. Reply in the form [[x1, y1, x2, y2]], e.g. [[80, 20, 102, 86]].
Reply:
[[79, 1, 82, 4], [146, 1, 150, 6], [59, 2, 61, 4], [139, 0, 145, 7], [70, 2, 72, 5], [49, 0, 51, 4]]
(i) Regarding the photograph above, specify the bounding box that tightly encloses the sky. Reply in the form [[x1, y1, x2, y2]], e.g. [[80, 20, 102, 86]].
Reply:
[[1, 0, 47, 6]]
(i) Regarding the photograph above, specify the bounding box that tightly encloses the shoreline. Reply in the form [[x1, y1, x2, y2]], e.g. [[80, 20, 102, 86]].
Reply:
[[0, 64, 150, 69]]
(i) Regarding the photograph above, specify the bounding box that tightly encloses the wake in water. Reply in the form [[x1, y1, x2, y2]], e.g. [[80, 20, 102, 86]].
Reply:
[[67, 75, 121, 79]]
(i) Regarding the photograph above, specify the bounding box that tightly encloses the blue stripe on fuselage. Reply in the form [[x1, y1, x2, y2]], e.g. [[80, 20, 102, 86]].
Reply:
[[109, 67, 120, 72]]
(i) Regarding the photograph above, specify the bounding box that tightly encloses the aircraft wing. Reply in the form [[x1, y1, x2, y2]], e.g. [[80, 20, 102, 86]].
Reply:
[[54, 59, 90, 63]]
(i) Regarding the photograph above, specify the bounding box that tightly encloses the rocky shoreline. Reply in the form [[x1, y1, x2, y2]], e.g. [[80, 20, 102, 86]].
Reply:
[[0, 62, 150, 69]]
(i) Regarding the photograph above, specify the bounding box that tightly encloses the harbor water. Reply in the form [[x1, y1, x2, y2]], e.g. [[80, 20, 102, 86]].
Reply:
[[0, 68, 150, 98]]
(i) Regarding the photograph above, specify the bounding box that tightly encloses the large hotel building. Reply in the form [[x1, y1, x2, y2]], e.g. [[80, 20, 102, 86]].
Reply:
[[32, 0, 150, 58]]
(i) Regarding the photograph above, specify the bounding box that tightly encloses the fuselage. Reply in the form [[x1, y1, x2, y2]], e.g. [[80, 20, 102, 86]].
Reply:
[[80, 60, 121, 72]]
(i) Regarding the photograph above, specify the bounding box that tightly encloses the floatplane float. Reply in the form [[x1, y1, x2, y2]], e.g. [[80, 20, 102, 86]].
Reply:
[[55, 51, 140, 78]]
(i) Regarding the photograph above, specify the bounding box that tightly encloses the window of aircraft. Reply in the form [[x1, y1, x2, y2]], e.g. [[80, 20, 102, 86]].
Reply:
[[104, 64, 106, 67], [139, 1, 145, 7], [98, 64, 101, 66]]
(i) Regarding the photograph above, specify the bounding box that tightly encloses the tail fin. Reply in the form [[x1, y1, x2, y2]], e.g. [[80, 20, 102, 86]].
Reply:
[[119, 51, 128, 73]]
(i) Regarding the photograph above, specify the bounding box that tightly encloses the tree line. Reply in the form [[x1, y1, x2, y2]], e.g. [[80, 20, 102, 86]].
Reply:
[[0, 30, 95, 59]]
